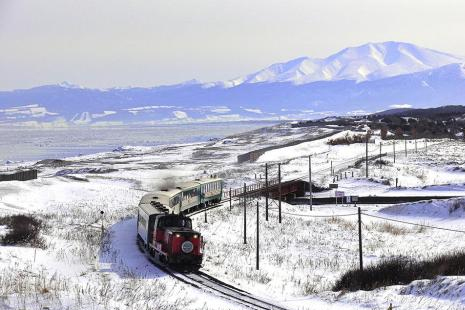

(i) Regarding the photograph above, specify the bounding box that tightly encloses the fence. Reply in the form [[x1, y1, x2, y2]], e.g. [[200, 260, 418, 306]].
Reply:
[[0, 169, 38, 182]]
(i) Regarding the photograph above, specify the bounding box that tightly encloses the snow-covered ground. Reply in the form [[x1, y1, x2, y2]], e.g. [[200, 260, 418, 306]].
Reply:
[[1, 123, 465, 309], [193, 198, 465, 310]]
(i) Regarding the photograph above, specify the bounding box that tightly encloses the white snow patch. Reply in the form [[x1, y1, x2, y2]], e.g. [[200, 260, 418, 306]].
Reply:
[[210, 107, 231, 113], [91, 111, 116, 119], [242, 108, 263, 114], [390, 104, 412, 109], [172, 110, 189, 119]]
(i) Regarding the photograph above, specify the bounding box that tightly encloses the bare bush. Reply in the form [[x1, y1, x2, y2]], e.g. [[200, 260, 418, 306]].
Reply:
[[449, 199, 465, 213], [333, 251, 465, 292], [0, 215, 46, 248]]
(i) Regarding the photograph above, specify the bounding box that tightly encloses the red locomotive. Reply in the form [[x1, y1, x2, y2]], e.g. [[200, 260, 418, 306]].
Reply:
[[137, 190, 204, 267]]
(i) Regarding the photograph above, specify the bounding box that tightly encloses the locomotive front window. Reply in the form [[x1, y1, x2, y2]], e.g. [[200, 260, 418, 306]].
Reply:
[[158, 216, 192, 229]]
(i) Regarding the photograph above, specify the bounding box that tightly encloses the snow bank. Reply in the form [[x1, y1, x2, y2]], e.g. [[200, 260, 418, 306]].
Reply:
[[401, 276, 465, 304], [380, 198, 465, 218]]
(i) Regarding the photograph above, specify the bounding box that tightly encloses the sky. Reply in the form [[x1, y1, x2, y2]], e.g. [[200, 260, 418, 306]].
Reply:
[[1, 0, 465, 90]]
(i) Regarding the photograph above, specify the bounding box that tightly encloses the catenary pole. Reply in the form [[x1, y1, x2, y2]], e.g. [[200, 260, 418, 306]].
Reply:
[[243, 183, 247, 244], [405, 138, 407, 157], [256, 201, 259, 270], [365, 133, 369, 178], [379, 142, 382, 169], [393, 140, 396, 163], [358, 207, 363, 271], [229, 188, 232, 211], [204, 192, 207, 223], [265, 163, 269, 221], [309, 155, 313, 211], [278, 163, 282, 224]]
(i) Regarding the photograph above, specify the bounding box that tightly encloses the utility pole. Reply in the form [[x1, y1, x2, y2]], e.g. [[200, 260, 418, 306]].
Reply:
[[256, 201, 259, 270], [415, 139, 417, 153], [243, 183, 247, 244], [229, 188, 232, 211], [379, 142, 382, 169], [100, 210, 104, 239], [365, 134, 369, 178], [404, 138, 407, 157], [330, 160, 333, 176], [358, 207, 363, 271], [278, 163, 282, 224], [309, 155, 313, 211], [265, 163, 269, 221], [393, 140, 396, 163], [203, 192, 207, 223]]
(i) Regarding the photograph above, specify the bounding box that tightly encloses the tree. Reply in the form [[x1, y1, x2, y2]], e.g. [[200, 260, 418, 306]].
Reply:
[[381, 127, 388, 140], [395, 127, 403, 138], [366, 129, 373, 142]]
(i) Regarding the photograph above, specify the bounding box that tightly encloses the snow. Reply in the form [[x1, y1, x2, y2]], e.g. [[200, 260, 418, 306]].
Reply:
[[1, 122, 465, 309], [380, 198, 465, 219], [216, 41, 465, 87]]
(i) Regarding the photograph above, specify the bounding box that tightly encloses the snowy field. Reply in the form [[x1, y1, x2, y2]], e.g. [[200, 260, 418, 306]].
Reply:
[[1, 123, 465, 309]]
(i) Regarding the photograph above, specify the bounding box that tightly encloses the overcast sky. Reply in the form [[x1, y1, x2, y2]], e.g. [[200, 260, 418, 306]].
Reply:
[[1, 0, 465, 90]]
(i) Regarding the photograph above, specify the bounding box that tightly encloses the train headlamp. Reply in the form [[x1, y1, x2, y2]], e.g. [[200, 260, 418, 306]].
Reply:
[[175, 233, 181, 238], [192, 234, 198, 239]]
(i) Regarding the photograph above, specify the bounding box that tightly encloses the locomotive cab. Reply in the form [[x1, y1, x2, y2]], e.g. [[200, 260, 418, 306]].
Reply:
[[152, 214, 203, 266]]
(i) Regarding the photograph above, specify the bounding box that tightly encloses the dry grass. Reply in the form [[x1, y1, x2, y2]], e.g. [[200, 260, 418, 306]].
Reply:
[[369, 222, 410, 235]]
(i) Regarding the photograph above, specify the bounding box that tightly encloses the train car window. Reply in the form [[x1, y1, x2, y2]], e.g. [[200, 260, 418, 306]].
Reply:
[[139, 216, 147, 228], [170, 195, 180, 207]]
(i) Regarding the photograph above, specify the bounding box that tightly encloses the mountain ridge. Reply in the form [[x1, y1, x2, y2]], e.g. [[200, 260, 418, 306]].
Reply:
[[1, 42, 465, 126], [208, 41, 465, 88]]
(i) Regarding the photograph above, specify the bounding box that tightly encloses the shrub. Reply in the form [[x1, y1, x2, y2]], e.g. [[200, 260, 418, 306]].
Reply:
[[373, 159, 390, 167], [449, 199, 465, 213], [333, 251, 465, 292], [0, 215, 45, 248]]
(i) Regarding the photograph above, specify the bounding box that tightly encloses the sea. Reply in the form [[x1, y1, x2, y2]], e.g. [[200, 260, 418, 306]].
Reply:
[[0, 121, 278, 163]]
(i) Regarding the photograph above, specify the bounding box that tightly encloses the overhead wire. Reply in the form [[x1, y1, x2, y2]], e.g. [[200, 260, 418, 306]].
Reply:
[[362, 212, 465, 234]]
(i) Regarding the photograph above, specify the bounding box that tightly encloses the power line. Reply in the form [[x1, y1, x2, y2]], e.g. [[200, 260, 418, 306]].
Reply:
[[362, 212, 465, 234], [267, 200, 357, 218], [280, 211, 358, 218]]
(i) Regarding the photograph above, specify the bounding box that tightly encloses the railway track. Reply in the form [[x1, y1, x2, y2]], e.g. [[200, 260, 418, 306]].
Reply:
[[139, 239, 288, 310]]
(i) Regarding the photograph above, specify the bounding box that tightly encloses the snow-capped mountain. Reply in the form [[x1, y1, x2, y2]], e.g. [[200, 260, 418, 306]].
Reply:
[[1, 41, 464, 126], [211, 42, 465, 87]]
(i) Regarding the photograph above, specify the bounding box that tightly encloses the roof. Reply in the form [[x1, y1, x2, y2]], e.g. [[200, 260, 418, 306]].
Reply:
[[196, 177, 223, 185], [139, 189, 181, 205], [177, 181, 200, 190], [138, 203, 164, 216], [155, 189, 182, 196]]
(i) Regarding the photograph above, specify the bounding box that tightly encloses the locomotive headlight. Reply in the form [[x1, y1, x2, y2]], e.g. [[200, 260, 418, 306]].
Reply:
[[175, 233, 181, 238], [192, 234, 198, 239]]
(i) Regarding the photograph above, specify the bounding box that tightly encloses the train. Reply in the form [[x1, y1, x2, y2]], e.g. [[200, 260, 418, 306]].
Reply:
[[137, 176, 223, 267]]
